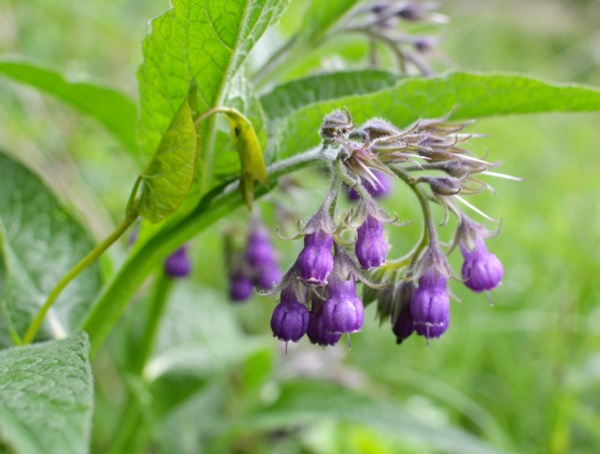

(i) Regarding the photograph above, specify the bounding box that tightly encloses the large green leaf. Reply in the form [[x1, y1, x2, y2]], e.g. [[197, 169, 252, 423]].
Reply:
[[271, 71, 600, 162], [137, 0, 290, 178], [243, 380, 504, 454], [0, 153, 102, 344], [137, 82, 200, 224], [260, 69, 399, 121], [0, 59, 137, 155], [0, 333, 93, 454]]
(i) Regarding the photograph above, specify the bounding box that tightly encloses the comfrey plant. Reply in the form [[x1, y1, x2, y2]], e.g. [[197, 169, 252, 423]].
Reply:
[[260, 107, 518, 349], [1, 0, 598, 451]]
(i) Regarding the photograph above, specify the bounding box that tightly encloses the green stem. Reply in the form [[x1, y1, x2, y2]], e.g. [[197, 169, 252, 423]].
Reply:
[[22, 213, 136, 345], [106, 272, 173, 454], [81, 147, 325, 357], [392, 167, 439, 265], [133, 272, 173, 375]]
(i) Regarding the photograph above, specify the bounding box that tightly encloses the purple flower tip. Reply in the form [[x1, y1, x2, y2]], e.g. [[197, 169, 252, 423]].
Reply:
[[297, 229, 334, 286], [307, 305, 342, 347], [355, 215, 388, 270], [411, 268, 450, 339], [323, 275, 364, 334], [347, 170, 393, 201], [164, 247, 191, 278], [270, 298, 310, 343], [246, 222, 282, 290], [230, 271, 254, 302], [460, 238, 504, 293]]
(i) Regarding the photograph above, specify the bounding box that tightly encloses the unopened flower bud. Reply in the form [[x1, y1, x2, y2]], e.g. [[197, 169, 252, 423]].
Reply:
[[164, 246, 191, 278], [323, 273, 364, 334], [460, 238, 504, 292], [270, 286, 309, 342], [320, 108, 353, 144], [307, 302, 342, 347], [297, 229, 334, 286], [355, 215, 388, 270], [411, 268, 450, 339], [230, 270, 254, 302], [421, 176, 461, 196], [391, 281, 416, 344]]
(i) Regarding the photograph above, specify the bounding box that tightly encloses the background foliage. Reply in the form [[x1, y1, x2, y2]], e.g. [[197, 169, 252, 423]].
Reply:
[[0, 0, 600, 453]]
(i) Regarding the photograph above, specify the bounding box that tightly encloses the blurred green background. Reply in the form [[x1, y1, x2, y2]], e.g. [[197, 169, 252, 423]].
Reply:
[[1, 0, 600, 453]]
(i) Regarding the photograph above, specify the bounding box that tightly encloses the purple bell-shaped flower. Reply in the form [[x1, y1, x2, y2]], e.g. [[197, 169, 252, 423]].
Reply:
[[307, 301, 342, 347], [411, 267, 450, 340], [460, 237, 504, 293], [297, 227, 334, 286], [246, 219, 282, 290], [322, 262, 364, 335], [164, 246, 191, 278], [355, 215, 388, 270], [229, 270, 254, 302], [270, 285, 310, 344]]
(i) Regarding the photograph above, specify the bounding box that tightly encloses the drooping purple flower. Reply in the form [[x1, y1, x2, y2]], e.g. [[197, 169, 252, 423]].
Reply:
[[254, 262, 283, 291], [346, 170, 393, 201], [164, 246, 191, 278], [297, 229, 334, 286], [322, 273, 364, 335], [391, 281, 416, 344], [246, 219, 282, 290], [411, 267, 450, 340], [270, 285, 310, 343], [307, 302, 342, 347], [460, 238, 504, 293], [355, 215, 388, 270], [229, 270, 254, 302]]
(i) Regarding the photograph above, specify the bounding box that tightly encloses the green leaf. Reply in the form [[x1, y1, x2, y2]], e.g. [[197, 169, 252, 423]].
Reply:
[[137, 0, 290, 181], [260, 69, 399, 122], [0, 58, 138, 155], [137, 81, 200, 224], [0, 153, 102, 344], [0, 333, 93, 454], [271, 71, 600, 162], [244, 380, 504, 454]]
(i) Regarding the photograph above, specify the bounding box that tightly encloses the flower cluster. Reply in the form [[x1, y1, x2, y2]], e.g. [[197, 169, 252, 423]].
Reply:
[[342, 1, 448, 76], [254, 107, 516, 351], [227, 215, 282, 302]]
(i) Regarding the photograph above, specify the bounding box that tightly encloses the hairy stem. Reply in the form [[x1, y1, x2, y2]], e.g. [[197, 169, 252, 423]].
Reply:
[[392, 166, 439, 265], [22, 213, 136, 345]]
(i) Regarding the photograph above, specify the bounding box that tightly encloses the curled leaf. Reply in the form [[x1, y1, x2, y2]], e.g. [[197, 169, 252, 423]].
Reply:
[[223, 108, 269, 208]]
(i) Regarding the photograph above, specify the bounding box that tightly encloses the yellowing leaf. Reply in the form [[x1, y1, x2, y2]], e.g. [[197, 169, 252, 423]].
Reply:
[[223, 109, 269, 208]]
